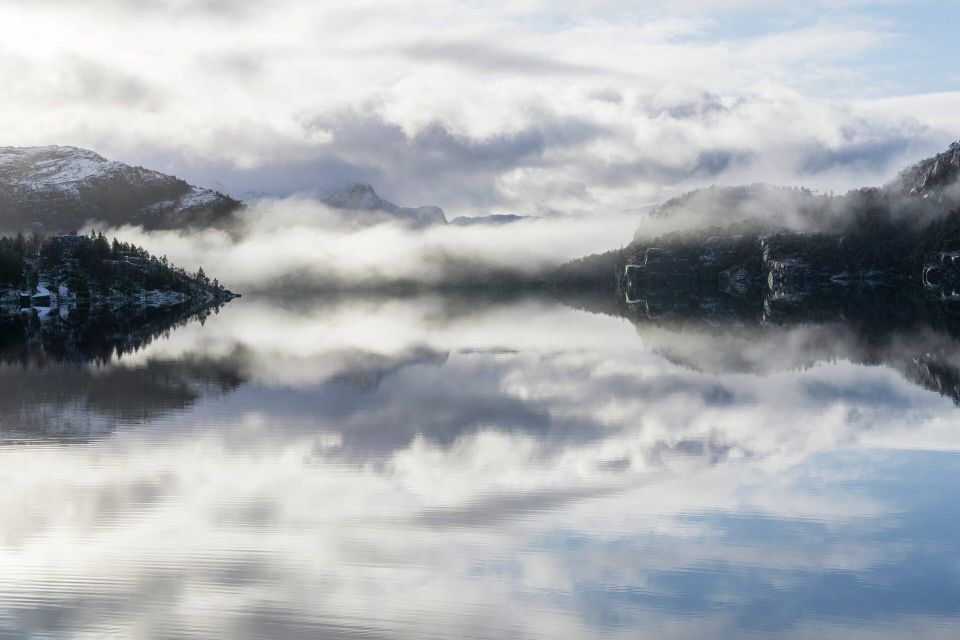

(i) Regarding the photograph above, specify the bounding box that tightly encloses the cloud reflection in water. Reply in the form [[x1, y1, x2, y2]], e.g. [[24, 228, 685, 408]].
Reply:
[[0, 294, 959, 639]]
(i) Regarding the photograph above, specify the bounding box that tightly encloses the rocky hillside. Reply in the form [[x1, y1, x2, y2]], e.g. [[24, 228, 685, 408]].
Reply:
[[887, 141, 960, 201], [559, 140, 960, 301], [320, 183, 447, 227], [0, 232, 237, 317], [618, 228, 913, 305], [0, 146, 240, 233]]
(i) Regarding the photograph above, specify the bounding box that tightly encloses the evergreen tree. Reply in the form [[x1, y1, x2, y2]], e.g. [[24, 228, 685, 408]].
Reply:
[[0, 241, 23, 287], [93, 232, 111, 260]]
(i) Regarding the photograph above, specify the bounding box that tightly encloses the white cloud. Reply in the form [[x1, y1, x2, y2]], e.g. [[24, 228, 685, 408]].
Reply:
[[96, 196, 640, 289], [0, 0, 955, 216]]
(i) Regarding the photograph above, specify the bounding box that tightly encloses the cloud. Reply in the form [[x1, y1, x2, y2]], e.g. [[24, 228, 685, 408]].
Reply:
[[399, 40, 612, 76], [97, 196, 641, 290], [0, 1, 956, 217], [800, 135, 916, 174]]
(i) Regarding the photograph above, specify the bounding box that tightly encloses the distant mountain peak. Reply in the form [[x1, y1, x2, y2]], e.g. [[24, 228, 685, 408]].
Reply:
[[320, 183, 387, 211], [319, 183, 447, 227]]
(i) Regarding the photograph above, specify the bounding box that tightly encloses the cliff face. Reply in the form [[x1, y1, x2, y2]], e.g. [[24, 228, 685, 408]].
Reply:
[[616, 219, 955, 318], [887, 141, 960, 202], [0, 146, 240, 232]]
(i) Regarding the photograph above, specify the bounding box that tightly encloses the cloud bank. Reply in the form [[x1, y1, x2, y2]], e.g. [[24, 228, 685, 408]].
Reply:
[[99, 197, 640, 289], [1, 0, 959, 217]]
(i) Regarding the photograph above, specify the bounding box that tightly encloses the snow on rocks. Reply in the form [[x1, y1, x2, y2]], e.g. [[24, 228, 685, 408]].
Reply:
[[0, 145, 239, 231]]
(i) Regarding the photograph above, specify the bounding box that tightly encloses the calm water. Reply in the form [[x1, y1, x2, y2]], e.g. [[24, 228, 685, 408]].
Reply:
[[1, 294, 960, 639]]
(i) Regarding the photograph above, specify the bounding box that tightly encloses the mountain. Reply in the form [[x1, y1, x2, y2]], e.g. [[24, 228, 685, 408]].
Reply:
[[637, 141, 960, 241], [560, 139, 960, 301], [0, 146, 240, 233], [887, 141, 960, 201], [321, 185, 532, 228], [319, 183, 447, 227]]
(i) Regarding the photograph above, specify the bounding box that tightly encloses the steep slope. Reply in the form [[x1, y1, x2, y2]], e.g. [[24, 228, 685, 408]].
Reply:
[[631, 140, 960, 244], [887, 141, 960, 201], [557, 139, 960, 301], [0, 146, 240, 232], [320, 183, 447, 227]]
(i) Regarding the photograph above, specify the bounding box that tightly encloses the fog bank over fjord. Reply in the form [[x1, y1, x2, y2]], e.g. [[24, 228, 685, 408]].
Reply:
[[98, 196, 640, 290]]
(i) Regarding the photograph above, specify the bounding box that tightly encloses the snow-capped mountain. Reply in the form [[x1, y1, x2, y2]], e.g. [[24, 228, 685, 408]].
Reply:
[[319, 183, 447, 227], [0, 146, 240, 232]]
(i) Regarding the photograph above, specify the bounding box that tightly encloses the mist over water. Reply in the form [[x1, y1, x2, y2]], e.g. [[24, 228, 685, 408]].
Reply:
[[97, 198, 640, 290], [2, 293, 960, 639]]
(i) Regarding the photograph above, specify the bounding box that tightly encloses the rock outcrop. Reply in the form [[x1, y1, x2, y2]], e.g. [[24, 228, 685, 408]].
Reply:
[[887, 141, 960, 202], [619, 228, 909, 316]]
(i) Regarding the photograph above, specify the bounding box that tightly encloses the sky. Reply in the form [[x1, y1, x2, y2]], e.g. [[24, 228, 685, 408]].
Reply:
[[1, 0, 960, 216]]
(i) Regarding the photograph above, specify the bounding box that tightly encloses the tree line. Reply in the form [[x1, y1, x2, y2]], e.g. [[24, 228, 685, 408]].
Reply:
[[1, 230, 228, 300]]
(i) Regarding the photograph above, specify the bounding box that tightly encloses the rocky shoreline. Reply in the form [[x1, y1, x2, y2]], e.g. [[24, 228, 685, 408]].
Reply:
[[0, 233, 238, 321], [619, 231, 922, 305]]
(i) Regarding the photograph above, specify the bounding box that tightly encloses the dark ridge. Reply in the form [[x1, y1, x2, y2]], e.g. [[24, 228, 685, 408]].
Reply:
[[0, 145, 241, 233]]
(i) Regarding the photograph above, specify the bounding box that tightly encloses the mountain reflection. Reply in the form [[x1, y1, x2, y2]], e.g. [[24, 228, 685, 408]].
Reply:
[[0, 302, 245, 439], [1, 293, 960, 639], [7, 289, 960, 446], [0, 301, 226, 366], [601, 287, 960, 405]]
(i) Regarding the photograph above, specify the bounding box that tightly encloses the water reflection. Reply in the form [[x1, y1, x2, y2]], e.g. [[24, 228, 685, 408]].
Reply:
[[0, 293, 959, 638], [0, 302, 243, 440]]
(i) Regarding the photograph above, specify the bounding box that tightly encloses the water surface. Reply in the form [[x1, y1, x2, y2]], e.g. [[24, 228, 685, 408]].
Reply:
[[1, 294, 959, 639]]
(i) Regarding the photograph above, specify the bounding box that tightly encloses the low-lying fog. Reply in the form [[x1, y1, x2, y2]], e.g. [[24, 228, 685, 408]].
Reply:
[[98, 197, 641, 291]]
